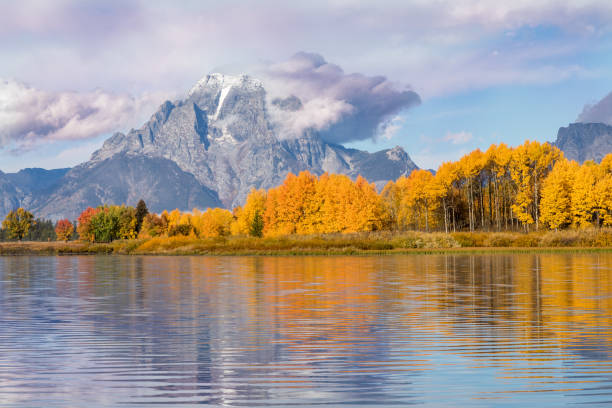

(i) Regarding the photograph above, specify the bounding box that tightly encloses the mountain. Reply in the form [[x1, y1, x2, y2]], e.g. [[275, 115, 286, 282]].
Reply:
[[0, 168, 69, 220], [554, 122, 612, 163], [33, 154, 222, 221], [2, 73, 418, 220]]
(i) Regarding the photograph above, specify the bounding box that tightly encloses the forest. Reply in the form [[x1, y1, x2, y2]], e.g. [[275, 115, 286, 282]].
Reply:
[[3, 140, 612, 244]]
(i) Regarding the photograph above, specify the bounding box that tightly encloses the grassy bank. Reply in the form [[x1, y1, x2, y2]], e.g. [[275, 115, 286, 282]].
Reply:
[[3, 229, 612, 255]]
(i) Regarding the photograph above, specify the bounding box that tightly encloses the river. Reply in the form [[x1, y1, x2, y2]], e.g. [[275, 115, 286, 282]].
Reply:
[[1, 254, 611, 407]]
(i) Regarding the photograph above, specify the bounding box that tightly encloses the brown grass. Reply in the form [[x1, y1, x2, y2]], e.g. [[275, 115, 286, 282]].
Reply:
[[3, 229, 612, 255]]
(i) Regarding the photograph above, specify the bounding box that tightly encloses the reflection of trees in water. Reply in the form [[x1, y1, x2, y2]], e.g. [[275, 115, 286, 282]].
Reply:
[[1, 254, 612, 405]]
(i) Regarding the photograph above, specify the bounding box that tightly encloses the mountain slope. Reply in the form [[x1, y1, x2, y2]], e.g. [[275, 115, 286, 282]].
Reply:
[[0, 168, 69, 220], [33, 154, 221, 220], [554, 122, 612, 163], [83, 73, 418, 209], [2, 73, 418, 221]]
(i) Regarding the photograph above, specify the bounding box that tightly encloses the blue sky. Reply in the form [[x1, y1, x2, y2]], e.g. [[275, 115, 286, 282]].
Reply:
[[3, 0, 612, 171]]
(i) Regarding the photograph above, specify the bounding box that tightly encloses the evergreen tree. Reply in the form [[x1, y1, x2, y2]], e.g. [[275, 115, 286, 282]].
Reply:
[[25, 219, 56, 241], [249, 211, 264, 237], [135, 199, 149, 233]]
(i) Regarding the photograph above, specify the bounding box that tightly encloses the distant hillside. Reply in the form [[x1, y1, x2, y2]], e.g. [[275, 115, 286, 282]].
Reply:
[[554, 122, 612, 163]]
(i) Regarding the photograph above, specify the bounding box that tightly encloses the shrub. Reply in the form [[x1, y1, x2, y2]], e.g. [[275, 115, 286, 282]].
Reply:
[[141, 213, 167, 237], [169, 223, 192, 237]]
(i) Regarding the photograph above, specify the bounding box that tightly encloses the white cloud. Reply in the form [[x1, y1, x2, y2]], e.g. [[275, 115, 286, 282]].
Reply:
[[379, 116, 404, 140], [1, 1, 609, 98], [577, 91, 612, 125], [443, 131, 473, 145], [0, 79, 169, 152], [262, 52, 420, 143], [272, 97, 355, 137]]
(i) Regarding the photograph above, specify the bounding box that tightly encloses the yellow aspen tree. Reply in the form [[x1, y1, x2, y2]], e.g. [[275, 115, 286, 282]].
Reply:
[[595, 174, 612, 226], [347, 175, 385, 232], [458, 150, 485, 231], [434, 161, 460, 233], [263, 188, 280, 236], [571, 161, 600, 228], [403, 169, 437, 231], [596, 153, 612, 225], [394, 176, 413, 230], [318, 173, 353, 233], [231, 188, 266, 235], [381, 180, 401, 230], [264, 171, 317, 236], [539, 160, 578, 230], [293, 171, 319, 234], [510, 141, 562, 231], [198, 208, 233, 237], [167, 209, 182, 229], [489, 143, 514, 230]]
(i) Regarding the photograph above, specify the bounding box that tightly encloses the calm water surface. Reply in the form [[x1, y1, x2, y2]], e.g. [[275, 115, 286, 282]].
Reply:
[[1, 254, 612, 407]]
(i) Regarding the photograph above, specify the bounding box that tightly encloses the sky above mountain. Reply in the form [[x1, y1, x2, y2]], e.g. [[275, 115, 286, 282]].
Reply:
[[2, 0, 612, 171]]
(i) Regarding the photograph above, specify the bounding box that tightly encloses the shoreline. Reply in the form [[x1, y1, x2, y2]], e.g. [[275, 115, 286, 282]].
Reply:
[[3, 240, 612, 256]]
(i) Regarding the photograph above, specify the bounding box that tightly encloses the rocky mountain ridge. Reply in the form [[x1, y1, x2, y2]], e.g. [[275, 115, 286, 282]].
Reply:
[[1, 73, 419, 220], [553, 122, 612, 163]]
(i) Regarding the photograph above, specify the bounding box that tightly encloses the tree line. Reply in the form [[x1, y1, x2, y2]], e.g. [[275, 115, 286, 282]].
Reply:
[[3, 140, 612, 243], [0, 207, 72, 242]]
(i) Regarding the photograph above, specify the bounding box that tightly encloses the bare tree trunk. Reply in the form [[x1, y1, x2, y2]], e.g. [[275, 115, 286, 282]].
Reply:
[[469, 178, 475, 232], [480, 179, 485, 230], [534, 172, 539, 230], [443, 199, 448, 234]]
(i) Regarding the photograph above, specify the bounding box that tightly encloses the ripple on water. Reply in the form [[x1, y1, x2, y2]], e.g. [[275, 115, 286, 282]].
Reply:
[[0, 254, 611, 407]]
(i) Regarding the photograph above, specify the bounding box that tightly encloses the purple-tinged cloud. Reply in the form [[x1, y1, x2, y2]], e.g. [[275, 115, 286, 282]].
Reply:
[[263, 52, 420, 144], [0, 79, 166, 152], [577, 91, 612, 125]]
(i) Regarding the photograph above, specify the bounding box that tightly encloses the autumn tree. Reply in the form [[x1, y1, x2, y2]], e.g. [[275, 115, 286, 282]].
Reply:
[[264, 171, 318, 236], [55, 219, 74, 241], [485, 143, 514, 231], [346, 175, 386, 232], [193, 208, 233, 238], [458, 149, 485, 231], [434, 161, 461, 233], [595, 174, 612, 226], [88, 205, 137, 242], [540, 160, 578, 230], [510, 141, 562, 231], [77, 207, 100, 242], [1, 208, 35, 241], [140, 213, 166, 237], [595, 154, 612, 226], [571, 161, 601, 228], [404, 170, 439, 231], [231, 188, 266, 236], [381, 180, 402, 230]]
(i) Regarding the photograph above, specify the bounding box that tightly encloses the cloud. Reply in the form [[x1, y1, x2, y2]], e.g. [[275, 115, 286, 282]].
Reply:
[[1, 0, 609, 98], [577, 91, 612, 125], [443, 131, 473, 145], [0, 79, 167, 152], [262, 52, 421, 144], [380, 116, 404, 140]]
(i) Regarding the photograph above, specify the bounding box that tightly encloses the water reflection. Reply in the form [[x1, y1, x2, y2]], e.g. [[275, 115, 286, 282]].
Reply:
[[0, 254, 611, 406]]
